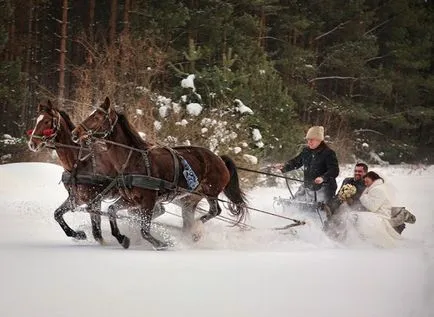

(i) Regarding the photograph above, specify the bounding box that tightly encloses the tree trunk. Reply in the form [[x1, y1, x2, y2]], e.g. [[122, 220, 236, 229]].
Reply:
[[58, 0, 68, 105], [259, 6, 266, 48], [89, 0, 95, 42], [22, 0, 34, 127], [109, 0, 118, 45], [122, 0, 131, 35]]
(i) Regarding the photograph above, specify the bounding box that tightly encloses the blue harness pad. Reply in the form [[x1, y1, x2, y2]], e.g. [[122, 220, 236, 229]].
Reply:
[[181, 158, 199, 191]]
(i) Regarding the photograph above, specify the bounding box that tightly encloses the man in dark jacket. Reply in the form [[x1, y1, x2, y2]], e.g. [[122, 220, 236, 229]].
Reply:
[[328, 163, 368, 213], [338, 162, 368, 204], [276, 126, 339, 204]]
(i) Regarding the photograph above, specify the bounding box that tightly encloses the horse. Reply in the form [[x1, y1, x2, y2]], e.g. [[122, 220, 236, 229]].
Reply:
[[71, 97, 248, 250], [27, 100, 135, 247]]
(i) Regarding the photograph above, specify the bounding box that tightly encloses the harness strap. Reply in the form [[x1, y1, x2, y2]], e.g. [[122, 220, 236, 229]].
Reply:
[[62, 171, 114, 186], [166, 147, 180, 189], [142, 150, 152, 177], [117, 174, 175, 191]]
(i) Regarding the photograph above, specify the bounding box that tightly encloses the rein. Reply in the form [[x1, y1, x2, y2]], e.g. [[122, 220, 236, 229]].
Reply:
[[237, 166, 304, 183]]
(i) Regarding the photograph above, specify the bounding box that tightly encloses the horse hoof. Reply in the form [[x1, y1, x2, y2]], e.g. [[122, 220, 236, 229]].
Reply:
[[191, 220, 204, 242], [75, 231, 87, 240], [121, 236, 130, 249], [153, 243, 169, 251], [96, 238, 105, 245], [192, 232, 202, 242]]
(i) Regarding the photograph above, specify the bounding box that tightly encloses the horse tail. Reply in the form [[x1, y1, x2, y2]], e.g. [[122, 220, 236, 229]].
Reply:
[[220, 155, 249, 224]]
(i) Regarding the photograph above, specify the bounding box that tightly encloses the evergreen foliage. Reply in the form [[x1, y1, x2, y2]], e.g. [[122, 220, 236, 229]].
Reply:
[[0, 0, 432, 163]]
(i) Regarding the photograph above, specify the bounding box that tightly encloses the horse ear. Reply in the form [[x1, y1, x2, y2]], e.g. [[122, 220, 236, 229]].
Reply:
[[47, 100, 53, 109], [103, 97, 111, 110]]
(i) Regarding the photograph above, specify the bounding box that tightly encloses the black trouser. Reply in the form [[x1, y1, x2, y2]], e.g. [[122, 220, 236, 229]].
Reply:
[[327, 196, 342, 215]]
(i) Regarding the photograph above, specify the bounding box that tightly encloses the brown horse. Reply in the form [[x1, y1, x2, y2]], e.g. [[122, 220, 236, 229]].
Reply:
[[27, 100, 136, 247], [71, 97, 248, 250]]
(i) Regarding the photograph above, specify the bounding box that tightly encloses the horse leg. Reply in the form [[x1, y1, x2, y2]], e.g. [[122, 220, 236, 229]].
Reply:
[[181, 206, 195, 232], [177, 195, 200, 232], [139, 204, 169, 251], [187, 198, 221, 242], [107, 199, 131, 249], [200, 198, 222, 224], [152, 203, 166, 220], [89, 204, 104, 245], [54, 198, 87, 240]]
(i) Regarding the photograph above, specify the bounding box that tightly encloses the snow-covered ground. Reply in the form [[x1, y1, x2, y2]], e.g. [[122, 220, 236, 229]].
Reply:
[[0, 162, 433, 317]]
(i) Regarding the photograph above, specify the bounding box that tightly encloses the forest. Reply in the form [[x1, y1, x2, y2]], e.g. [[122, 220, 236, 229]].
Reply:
[[0, 0, 433, 165]]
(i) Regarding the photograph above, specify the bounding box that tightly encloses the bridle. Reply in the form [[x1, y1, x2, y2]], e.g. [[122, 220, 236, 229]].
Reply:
[[27, 110, 61, 145], [77, 106, 118, 140]]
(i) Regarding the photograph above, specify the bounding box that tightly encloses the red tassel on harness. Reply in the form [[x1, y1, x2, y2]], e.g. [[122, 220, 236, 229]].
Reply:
[[26, 129, 54, 137], [43, 129, 55, 136]]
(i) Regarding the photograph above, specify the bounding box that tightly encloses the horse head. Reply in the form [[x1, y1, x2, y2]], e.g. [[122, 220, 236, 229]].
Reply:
[[27, 100, 62, 152], [72, 97, 118, 144]]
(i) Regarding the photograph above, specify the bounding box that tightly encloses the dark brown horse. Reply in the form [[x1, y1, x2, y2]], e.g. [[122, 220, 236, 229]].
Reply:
[[27, 100, 136, 247], [71, 97, 248, 250]]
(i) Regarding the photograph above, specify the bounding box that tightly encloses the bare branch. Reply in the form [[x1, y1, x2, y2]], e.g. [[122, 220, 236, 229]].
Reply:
[[259, 36, 287, 43], [365, 52, 393, 63], [309, 76, 358, 83], [364, 18, 392, 37], [353, 129, 384, 135], [316, 93, 331, 102], [314, 20, 351, 41]]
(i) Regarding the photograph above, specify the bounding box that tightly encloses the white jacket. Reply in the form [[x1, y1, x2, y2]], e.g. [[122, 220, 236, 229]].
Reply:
[[359, 179, 392, 218]]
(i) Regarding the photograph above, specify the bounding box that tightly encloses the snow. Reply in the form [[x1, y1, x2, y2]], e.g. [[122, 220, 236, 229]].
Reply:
[[181, 74, 196, 92], [0, 162, 433, 317], [186, 103, 203, 116], [1, 134, 21, 145], [159, 105, 170, 118], [138, 131, 146, 140], [1, 153, 12, 162], [255, 141, 264, 148], [243, 154, 258, 165], [153, 121, 162, 131], [370, 151, 390, 166], [156, 95, 172, 107], [252, 128, 262, 141], [135, 86, 149, 94], [234, 99, 254, 115], [172, 102, 181, 114], [233, 146, 242, 154], [175, 119, 189, 126]]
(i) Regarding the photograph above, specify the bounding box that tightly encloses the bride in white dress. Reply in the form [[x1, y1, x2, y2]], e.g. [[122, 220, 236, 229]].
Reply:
[[354, 171, 402, 247], [327, 171, 405, 247]]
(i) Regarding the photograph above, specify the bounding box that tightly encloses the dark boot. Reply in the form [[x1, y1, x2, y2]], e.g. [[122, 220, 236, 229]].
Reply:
[[394, 223, 406, 234]]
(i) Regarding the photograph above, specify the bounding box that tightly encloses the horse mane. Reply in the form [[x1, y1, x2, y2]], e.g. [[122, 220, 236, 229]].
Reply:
[[116, 112, 148, 150], [58, 110, 75, 131]]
